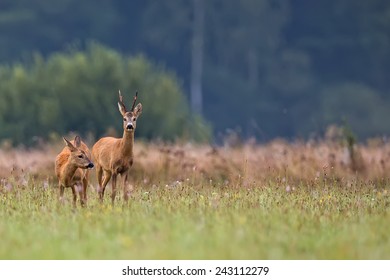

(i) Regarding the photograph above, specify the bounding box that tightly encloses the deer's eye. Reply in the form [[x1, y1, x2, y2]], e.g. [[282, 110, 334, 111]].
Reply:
[[123, 118, 127, 121], [132, 118, 136, 121], [78, 155, 83, 159]]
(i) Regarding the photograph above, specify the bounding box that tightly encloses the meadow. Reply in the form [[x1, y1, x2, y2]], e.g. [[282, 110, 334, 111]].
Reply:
[[1, 138, 390, 259]]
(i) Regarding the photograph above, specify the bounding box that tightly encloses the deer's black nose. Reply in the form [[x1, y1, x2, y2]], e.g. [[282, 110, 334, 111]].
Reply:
[[126, 124, 134, 130], [87, 163, 94, 169]]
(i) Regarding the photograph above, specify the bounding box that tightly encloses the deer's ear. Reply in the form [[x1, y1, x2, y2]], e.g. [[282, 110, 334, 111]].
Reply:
[[74, 135, 81, 148], [134, 103, 142, 116], [118, 102, 127, 116], [63, 137, 77, 152]]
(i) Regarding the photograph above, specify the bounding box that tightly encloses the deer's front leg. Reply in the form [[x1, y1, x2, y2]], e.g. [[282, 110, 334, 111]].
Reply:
[[81, 177, 88, 207], [96, 164, 103, 194], [99, 171, 111, 202], [123, 172, 131, 202], [111, 173, 118, 205], [71, 185, 77, 207]]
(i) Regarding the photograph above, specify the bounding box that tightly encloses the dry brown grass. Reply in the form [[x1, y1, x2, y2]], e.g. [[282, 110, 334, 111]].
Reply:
[[1, 139, 390, 189], [2, 139, 390, 259], [0, 145, 56, 179]]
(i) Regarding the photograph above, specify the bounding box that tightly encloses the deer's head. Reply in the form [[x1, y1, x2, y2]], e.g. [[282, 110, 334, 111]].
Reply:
[[63, 136, 94, 169], [118, 90, 143, 132]]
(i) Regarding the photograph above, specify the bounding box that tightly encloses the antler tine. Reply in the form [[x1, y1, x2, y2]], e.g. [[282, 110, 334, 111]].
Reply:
[[118, 90, 124, 103], [131, 91, 138, 112], [118, 90, 127, 109]]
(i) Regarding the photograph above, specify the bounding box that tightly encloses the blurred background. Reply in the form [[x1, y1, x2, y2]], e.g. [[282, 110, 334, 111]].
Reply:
[[0, 0, 389, 146]]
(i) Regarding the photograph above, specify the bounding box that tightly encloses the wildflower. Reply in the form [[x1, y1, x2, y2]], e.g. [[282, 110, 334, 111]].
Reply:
[[5, 182, 13, 191], [19, 176, 28, 187], [43, 179, 49, 190], [170, 180, 181, 188], [142, 192, 150, 200]]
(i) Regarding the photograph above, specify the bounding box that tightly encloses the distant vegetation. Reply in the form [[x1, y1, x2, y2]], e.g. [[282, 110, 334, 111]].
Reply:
[[0, 43, 211, 145], [1, 0, 390, 141]]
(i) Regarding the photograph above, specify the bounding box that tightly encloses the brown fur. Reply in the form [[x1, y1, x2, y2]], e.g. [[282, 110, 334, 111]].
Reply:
[[55, 136, 94, 206], [92, 92, 142, 204]]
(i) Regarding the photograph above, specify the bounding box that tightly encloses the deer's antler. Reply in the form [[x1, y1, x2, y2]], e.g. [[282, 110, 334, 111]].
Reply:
[[131, 91, 138, 112], [118, 90, 127, 111]]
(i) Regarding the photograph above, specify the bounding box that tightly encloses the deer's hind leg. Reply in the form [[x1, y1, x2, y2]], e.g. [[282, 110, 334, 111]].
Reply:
[[123, 172, 131, 202], [59, 183, 65, 203]]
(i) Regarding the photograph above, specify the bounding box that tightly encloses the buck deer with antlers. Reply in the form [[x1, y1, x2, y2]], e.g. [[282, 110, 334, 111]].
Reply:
[[92, 91, 142, 204], [55, 136, 94, 207]]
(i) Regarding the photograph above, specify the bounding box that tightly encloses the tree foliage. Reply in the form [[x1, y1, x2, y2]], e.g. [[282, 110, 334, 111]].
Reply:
[[0, 43, 211, 145]]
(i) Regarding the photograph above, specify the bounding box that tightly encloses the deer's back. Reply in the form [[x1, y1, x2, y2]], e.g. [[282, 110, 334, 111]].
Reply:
[[55, 151, 69, 179]]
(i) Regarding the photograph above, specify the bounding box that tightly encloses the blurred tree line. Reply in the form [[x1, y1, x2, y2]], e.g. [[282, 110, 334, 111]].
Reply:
[[0, 44, 211, 145], [0, 0, 390, 144]]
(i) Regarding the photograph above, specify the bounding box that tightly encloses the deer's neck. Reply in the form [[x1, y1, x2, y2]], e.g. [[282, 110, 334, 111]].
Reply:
[[120, 130, 134, 158], [62, 159, 78, 186]]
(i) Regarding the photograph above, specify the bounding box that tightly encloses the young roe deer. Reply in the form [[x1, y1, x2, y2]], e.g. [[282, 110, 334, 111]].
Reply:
[[55, 136, 94, 206], [92, 91, 142, 204]]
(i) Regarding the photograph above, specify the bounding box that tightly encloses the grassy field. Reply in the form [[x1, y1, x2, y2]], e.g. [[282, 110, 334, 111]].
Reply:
[[1, 140, 390, 259]]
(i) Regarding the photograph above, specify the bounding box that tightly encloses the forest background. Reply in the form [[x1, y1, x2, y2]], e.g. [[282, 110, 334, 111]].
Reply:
[[1, 0, 389, 145]]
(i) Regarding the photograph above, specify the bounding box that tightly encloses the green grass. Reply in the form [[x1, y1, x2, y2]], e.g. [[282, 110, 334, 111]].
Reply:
[[1, 178, 390, 259]]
